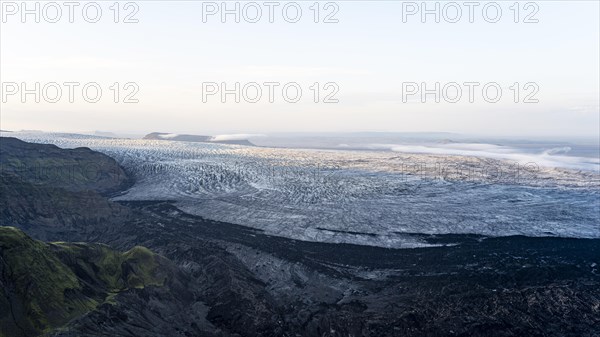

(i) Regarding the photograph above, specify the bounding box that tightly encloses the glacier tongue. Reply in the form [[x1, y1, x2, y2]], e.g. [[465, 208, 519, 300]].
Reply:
[[6, 132, 600, 248]]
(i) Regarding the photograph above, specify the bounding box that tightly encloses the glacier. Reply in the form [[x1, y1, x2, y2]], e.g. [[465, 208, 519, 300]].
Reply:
[[4, 131, 599, 248]]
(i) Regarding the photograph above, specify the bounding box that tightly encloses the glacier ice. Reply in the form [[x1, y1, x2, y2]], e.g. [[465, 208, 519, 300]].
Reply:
[[5, 132, 599, 248]]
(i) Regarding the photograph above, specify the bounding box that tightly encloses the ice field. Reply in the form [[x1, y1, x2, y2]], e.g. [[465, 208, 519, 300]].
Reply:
[[5, 132, 599, 248]]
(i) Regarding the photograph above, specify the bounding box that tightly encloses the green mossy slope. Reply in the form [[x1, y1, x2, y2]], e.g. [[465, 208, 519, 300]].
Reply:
[[0, 227, 167, 337]]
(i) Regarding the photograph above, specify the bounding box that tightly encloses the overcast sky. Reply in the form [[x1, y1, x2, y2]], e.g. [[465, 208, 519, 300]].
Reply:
[[1, 1, 598, 138]]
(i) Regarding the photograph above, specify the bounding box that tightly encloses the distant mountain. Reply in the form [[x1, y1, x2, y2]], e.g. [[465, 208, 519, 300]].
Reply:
[[143, 132, 255, 146]]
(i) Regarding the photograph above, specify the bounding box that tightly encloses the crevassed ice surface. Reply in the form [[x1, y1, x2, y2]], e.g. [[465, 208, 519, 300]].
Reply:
[[6, 132, 600, 248]]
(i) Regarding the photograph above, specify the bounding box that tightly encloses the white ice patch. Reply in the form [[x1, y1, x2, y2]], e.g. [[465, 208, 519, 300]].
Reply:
[[211, 134, 266, 141], [158, 133, 179, 139]]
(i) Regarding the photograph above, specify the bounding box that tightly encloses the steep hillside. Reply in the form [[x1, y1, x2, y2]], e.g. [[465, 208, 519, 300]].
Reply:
[[0, 227, 179, 337], [0, 172, 131, 241], [0, 137, 131, 196]]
